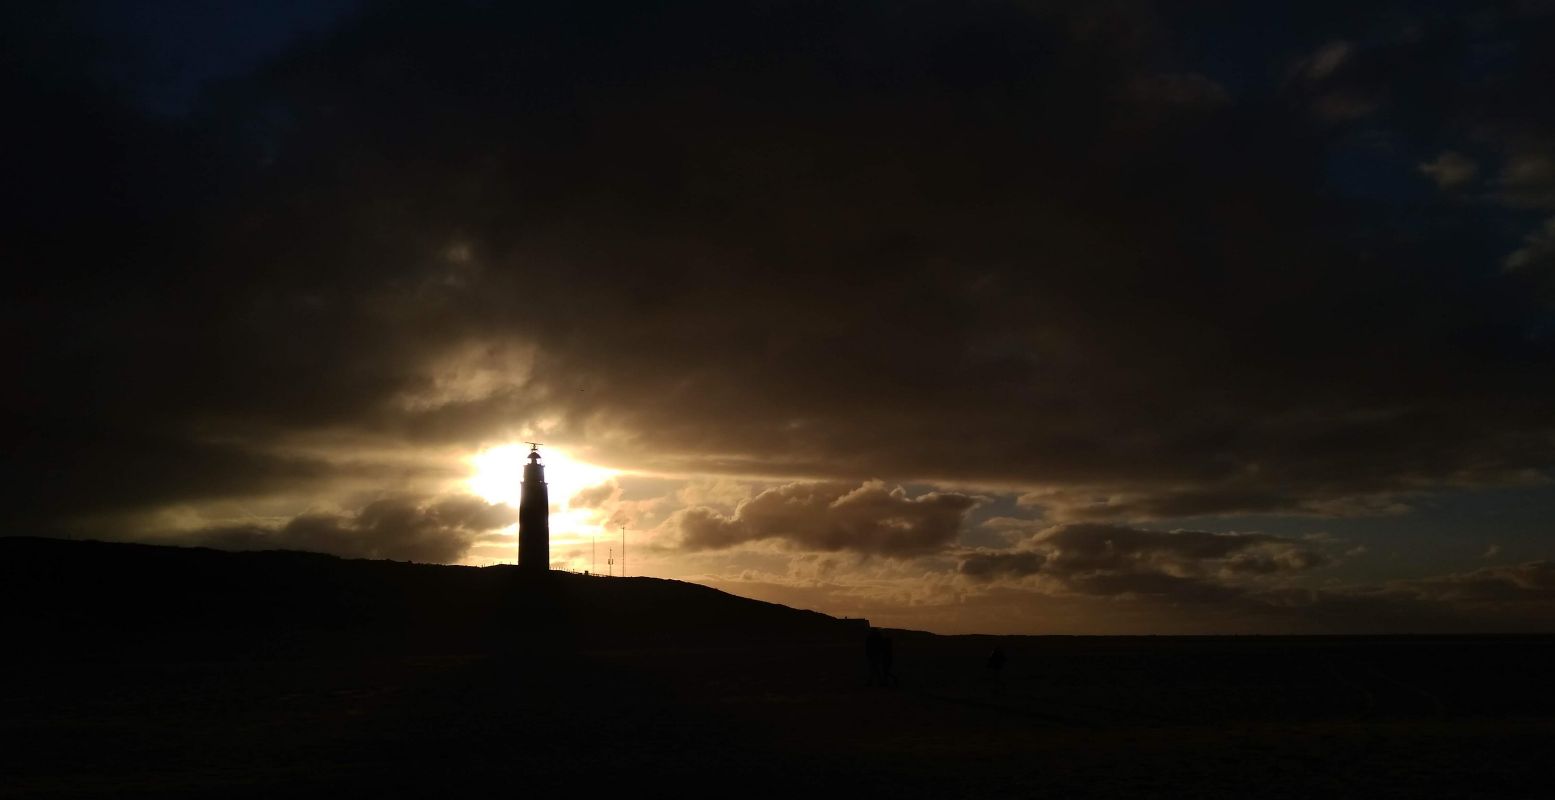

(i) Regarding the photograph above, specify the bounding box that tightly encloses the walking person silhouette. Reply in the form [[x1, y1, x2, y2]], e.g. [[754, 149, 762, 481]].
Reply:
[[985, 646, 1006, 697]]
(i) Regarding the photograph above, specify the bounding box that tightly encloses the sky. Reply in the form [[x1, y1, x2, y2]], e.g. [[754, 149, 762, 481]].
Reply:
[[6, 0, 1555, 634]]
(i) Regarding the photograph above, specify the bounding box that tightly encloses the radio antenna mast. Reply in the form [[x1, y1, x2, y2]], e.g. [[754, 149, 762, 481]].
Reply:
[[607, 547, 614, 578], [621, 523, 627, 578]]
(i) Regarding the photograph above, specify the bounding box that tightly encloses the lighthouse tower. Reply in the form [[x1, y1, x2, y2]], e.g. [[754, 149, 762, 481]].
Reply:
[[518, 444, 549, 573]]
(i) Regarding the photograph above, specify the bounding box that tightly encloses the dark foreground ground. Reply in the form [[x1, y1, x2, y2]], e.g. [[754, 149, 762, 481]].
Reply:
[[3, 540, 1553, 798]]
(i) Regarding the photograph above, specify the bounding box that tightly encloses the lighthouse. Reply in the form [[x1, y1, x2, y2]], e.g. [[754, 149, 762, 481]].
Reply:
[[518, 443, 549, 573]]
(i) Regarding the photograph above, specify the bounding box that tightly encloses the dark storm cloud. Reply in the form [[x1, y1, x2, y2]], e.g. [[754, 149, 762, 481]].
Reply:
[[958, 550, 1048, 582], [187, 493, 515, 563], [7, 1, 1555, 536], [673, 481, 977, 556], [956, 523, 1330, 589]]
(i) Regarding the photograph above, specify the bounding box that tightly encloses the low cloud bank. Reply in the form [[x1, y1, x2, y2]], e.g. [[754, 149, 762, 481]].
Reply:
[[672, 481, 978, 556], [187, 493, 515, 564]]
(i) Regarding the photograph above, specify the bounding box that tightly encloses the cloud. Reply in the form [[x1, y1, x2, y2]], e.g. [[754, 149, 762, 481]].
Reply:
[[1390, 561, 1555, 606], [1131, 72, 1228, 109], [711, 547, 1555, 635], [957, 523, 1331, 591], [1301, 41, 1353, 81], [1499, 155, 1555, 208], [6, 0, 1554, 545], [728, 532, 1555, 634], [1505, 216, 1555, 276], [569, 480, 619, 510], [958, 551, 1048, 582], [1036, 524, 1331, 576], [1016, 484, 1420, 523], [672, 481, 978, 556], [186, 493, 516, 563], [1418, 151, 1478, 189]]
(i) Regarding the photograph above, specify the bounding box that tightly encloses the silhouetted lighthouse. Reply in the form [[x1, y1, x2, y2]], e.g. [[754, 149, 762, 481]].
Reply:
[[518, 444, 549, 573]]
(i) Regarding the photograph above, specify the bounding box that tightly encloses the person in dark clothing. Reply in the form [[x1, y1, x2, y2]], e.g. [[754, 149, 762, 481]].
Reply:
[[985, 646, 1006, 696]]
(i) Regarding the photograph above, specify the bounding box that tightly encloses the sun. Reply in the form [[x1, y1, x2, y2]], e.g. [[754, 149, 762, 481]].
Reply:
[[467, 444, 618, 509], [466, 444, 621, 566]]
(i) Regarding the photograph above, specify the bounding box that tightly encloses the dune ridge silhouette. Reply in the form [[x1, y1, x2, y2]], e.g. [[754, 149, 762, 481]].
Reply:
[[0, 537, 865, 658], [6, 538, 1555, 798]]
